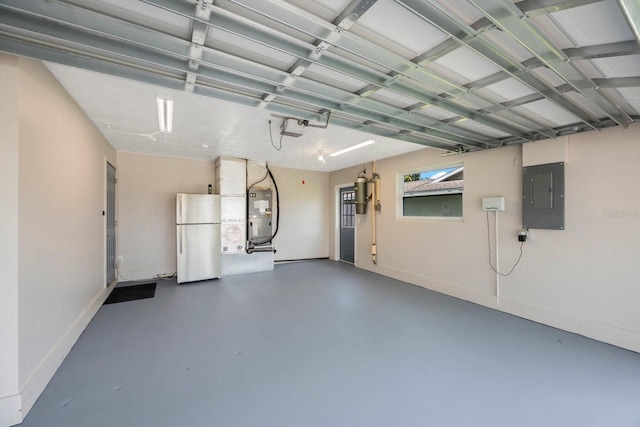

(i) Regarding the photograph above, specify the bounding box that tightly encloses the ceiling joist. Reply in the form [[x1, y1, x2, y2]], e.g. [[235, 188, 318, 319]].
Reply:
[[0, 0, 638, 156]]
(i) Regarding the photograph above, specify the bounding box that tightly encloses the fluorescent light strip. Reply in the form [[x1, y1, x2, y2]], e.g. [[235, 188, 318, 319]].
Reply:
[[157, 96, 173, 133], [329, 139, 375, 157]]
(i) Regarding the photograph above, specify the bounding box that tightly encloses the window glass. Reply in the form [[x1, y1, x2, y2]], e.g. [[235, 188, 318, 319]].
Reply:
[[401, 164, 463, 218]]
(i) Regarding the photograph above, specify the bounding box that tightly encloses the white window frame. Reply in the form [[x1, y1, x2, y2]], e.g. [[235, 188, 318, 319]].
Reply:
[[397, 162, 464, 220]]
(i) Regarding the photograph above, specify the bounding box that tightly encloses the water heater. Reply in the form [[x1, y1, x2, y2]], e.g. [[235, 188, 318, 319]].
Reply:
[[354, 176, 368, 214]]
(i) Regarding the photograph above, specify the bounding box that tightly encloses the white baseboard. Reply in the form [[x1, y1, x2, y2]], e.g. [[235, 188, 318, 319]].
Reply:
[[17, 282, 114, 423], [0, 394, 21, 427], [355, 259, 640, 354], [499, 297, 640, 354], [356, 259, 497, 309]]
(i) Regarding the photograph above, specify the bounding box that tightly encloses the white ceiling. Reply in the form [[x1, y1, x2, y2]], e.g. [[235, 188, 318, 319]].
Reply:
[[46, 62, 425, 172], [2, 0, 639, 171]]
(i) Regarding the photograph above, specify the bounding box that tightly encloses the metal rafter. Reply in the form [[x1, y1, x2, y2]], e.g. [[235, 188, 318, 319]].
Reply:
[[405, 0, 605, 67], [468, 0, 633, 128], [517, 0, 604, 16], [200, 0, 557, 140], [0, 0, 636, 154], [0, 1, 497, 149], [1, 34, 466, 150], [396, 0, 605, 133], [138, 0, 543, 142], [259, 0, 377, 109], [464, 41, 640, 92], [618, 0, 640, 46]]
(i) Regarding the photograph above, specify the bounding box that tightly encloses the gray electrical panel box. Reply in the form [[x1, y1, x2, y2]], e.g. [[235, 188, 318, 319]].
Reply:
[[523, 162, 564, 230], [248, 189, 273, 244]]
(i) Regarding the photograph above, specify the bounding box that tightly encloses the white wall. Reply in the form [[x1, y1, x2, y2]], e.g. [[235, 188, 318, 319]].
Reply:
[[0, 55, 117, 427], [330, 125, 640, 353], [271, 167, 330, 261], [0, 55, 21, 427], [501, 126, 640, 350], [116, 157, 330, 278], [116, 152, 216, 281]]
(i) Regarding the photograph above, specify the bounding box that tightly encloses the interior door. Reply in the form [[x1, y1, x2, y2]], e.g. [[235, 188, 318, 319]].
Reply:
[[106, 162, 116, 285], [339, 187, 355, 264]]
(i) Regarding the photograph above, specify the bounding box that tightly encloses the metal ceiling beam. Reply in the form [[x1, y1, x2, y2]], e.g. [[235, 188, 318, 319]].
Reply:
[[1, 0, 633, 151], [138, 0, 544, 143], [517, 0, 604, 17], [485, 75, 640, 111], [405, 8, 634, 76], [563, 40, 640, 60], [468, 0, 632, 128], [333, 0, 379, 28], [210, 1, 543, 138], [591, 76, 640, 88], [205, 0, 556, 140], [396, 0, 607, 133], [259, 0, 377, 109], [411, 0, 612, 74], [7, 35, 464, 150], [465, 40, 640, 93], [618, 0, 640, 46], [0, 1, 494, 149]]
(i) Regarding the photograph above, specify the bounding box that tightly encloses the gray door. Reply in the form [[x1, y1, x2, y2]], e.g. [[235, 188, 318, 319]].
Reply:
[[106, 162, 116, 285], [340, 187, 355, 264]]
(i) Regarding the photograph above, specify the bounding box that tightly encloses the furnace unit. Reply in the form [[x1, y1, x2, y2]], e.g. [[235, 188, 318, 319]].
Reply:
[[248, 189, 273, 246]]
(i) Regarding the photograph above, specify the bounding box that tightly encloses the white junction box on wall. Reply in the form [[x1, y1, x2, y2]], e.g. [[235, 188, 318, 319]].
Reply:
[[482, 196, 506, 211]]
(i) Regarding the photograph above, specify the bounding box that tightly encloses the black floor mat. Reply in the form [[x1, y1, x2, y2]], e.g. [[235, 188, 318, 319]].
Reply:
[[104, 283, 156, 305]]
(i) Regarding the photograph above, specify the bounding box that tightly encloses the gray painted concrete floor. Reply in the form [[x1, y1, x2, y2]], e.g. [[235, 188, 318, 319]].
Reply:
[[20, 260, 640, 427]]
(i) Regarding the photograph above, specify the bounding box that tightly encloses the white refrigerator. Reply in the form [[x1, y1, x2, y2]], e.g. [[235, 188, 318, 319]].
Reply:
[[176, 193, 222, 283]]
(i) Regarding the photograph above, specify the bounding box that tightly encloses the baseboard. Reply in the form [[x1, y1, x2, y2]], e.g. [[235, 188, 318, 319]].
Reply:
[[0, 394, 21, 427], [355, 260, 497, 309], [355, 259, 640, 354], [499, 297, 640, 354], [18, 282, 115, 422]]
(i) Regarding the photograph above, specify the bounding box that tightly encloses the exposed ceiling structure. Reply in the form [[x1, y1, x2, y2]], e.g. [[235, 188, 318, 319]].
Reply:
[[1, 0, 639, 171]]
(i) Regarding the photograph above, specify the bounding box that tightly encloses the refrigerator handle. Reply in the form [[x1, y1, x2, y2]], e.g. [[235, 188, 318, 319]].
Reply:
[[179, 226, 183, 254], [178, 197, 182, 224]]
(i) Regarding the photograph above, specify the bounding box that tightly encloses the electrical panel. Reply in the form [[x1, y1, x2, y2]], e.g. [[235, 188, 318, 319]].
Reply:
[[523, 162, 565, 230], [248, 189, 273, 245]]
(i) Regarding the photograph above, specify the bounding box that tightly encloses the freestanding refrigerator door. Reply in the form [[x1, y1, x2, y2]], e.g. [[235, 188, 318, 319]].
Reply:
[[176, 193, 221, 224], [176, 223, 222, 283]]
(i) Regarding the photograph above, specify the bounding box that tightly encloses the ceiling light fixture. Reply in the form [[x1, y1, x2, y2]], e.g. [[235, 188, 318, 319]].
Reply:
[[329, 139, 375, 157], [317, 149, 326, 163], [157, 96, 173, 133]]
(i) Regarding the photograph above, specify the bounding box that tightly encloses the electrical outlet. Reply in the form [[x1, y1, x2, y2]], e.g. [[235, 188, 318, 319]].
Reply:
[[518, 230, 530, 242]]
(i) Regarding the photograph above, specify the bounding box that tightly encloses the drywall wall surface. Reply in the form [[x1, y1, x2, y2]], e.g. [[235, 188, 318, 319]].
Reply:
[[16, 57, 117, 419], [270, 167, 330, 261], [116, 152, 215, 280], [522, 136, 569, 166], [501, 125, 640, 351], [0, 54, 22, 427], [117, 157, 328, 278], [363, 147, 520, 306], [330, 125, 640, 352]]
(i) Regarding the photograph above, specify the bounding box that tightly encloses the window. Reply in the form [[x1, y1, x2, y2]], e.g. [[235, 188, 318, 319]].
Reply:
[[400, 164, 463, 218], [341, 190, 355, 228]]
